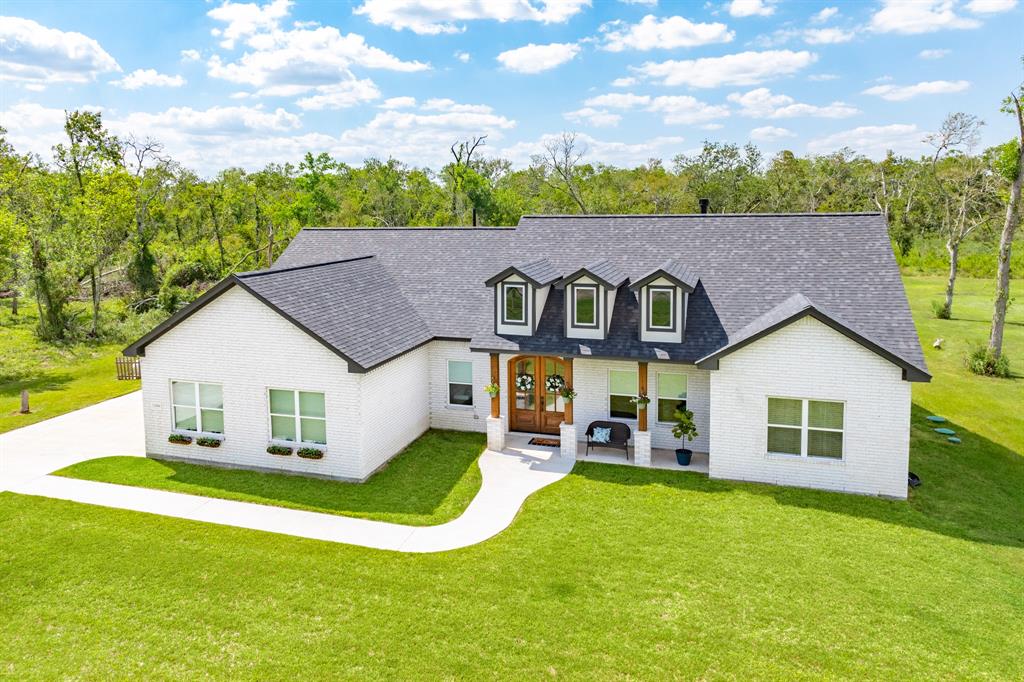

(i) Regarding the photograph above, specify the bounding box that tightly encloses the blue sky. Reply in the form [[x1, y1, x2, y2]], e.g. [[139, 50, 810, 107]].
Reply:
[[2, 0, 1021, 175]]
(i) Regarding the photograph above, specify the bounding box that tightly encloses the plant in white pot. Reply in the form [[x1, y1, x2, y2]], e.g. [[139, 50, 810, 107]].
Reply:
[[671, 407, 698, 466]]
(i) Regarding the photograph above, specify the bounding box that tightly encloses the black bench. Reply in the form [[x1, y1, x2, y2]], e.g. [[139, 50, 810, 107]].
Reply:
[[584, 421, 632, 460]]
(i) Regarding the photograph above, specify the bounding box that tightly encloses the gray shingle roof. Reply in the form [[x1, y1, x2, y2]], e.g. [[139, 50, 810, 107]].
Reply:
[[559, 258, 629, 289], [630, 258, 700, 292], [188, 213, 925, 379], [485, 257, 560, 287]]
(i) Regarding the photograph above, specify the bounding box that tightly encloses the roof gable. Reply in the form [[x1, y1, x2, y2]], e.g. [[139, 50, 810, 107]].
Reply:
[[629, 259, 699, 292], [557, 258, 628, 289], [484, 258, 560, 287]]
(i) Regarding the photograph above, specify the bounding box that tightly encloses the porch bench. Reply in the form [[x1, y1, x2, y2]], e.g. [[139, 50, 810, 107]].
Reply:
[[584, 421, 632, 460]]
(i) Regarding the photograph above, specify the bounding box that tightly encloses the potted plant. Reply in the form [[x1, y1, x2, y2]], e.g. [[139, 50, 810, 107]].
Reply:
[[671, 407, 698, 466], [630, 393, 651, 410], [484, 382, 500, 398], [560, 386, 577, 402]]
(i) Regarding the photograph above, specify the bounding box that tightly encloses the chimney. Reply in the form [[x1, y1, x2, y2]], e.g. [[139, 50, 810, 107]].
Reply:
[[699, 198, 710, 214]]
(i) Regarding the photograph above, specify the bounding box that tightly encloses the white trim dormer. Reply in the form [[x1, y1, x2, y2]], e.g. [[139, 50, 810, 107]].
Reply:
[[629, 260, 699, 344], [485, 259, 560, 337], [557, 259, 628, 341]]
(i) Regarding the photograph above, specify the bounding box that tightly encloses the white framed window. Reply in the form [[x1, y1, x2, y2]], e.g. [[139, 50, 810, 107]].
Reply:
[[502, 282, 527, 324], [269, 388, 327, 445], [171, 381, 224, 434], [648, 286, 675, 330], [608, 368, 638, 419], [656, 373, 687, 423], [447, 360, 473, 407], [767, 397, 844, 459], [572, 284, 598, 328]]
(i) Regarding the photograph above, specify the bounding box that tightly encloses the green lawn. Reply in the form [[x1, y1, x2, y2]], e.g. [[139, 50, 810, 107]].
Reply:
[[54, 430, 485, 526], [0, 304, 139, 434], [0, 275, 1021, 678]]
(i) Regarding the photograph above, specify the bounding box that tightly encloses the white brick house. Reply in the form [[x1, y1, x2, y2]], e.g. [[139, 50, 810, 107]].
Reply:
[[126, 213, 928, 497]]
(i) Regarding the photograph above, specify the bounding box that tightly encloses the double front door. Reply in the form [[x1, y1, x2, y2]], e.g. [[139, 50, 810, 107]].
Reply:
[[508, 355, 567, 434]]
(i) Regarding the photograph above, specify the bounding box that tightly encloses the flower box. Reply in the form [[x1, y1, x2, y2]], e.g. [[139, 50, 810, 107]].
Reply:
[[297, 447, 325, 460], [196, 437, 222, 448], [168, 433, 192, 445], [267, 445, 293, 456]]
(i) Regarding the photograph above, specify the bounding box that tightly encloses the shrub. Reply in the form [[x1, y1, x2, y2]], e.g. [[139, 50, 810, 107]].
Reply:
[[168, 433, 192, 445], [163, 261, 213, 289], [297, 447, 325, 460], [267, 445, 293, 456], [931, 300, 951, 319], [965, 346, 1011, 378], [196, 437, 221, 448]]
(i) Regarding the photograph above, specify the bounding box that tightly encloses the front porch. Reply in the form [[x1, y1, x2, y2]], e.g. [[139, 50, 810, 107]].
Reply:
[[500, 430, 710, 475]]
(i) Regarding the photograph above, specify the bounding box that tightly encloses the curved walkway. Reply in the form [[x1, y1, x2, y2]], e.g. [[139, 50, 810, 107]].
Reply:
[[0, 392, 573, 552]]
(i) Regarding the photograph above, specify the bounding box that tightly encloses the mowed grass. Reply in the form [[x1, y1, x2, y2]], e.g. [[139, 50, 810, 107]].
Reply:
[[0, 304, 139, 434], [0, 275, 1021, 678], [55, 430, 485, 526]]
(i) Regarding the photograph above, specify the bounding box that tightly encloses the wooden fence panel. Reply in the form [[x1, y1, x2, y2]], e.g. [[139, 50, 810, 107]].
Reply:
[[116, 356, 141, 381]]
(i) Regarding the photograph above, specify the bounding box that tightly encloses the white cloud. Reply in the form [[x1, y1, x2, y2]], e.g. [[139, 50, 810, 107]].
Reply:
[[810, 7, 839, 23], [180, 49, 202, 62], [862, 79, 970, 101], [647, 96, 730, 124], [119, 105, 302, 134], [421, 98, 495, 113], [618, 0, 657, 5], [918, 48, 951, 59], [727, 0, 775, 17], [807, 123, 929, 158], [808, 73, 840, 81], [454, 50, 471, 63], [727, 88, 858, 118], [110, 69, 186, 90], [0, 16, 120, 84], [379, 96, 417, 109], [294, 78, 381, 110], [564, 107, 622, 127], [600, 15, 734, 51], [584, 92, 651, 108], [700, 123, 724, 130], [803, 27, 853, 44], [635, 49, 816, 87], [498, 131, 686, 167], [610, 76, 638, 87], [869, 0, 980, 34], [496, 42, 580, 73], [750, 125, 795, 140], [353, 0, 591, 35], [965, 0, 1018, 13], [207, 0, 293, 49]]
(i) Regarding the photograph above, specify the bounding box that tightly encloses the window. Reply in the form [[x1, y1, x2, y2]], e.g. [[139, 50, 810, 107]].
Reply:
[[609, 369, 638, 419], [656, 373, 687, 423], [269, 389, 327, 445], [502, 282, 526, 324], [648, 287, 675, 330], [572, 284, 598, 327], [171, 381, 223, 434], [447, 360, 473, 406], [767, 397, 844, 459]]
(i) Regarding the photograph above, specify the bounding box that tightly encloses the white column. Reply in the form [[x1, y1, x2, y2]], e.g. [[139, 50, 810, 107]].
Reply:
[[559, 422, 577, 460], [634, 430, 652, 467], [486, 415, 506, 451]]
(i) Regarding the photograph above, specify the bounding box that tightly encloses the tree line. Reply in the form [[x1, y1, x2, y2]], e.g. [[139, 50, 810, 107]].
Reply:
[[1, 77, 1021, 374]]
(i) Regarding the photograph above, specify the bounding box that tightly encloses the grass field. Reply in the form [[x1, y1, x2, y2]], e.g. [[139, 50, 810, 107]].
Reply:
[[0, 275, 1021, 678], [55, 430, 485, 526], [0, 303, 140, 434]]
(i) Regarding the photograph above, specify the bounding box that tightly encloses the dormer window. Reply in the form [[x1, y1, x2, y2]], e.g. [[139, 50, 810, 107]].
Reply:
[[558, 259, 628, 341], [572, 284, 598, 328], [647, 286, 676, 331], [629, 259, 699, 344], [485, 258, 560, 337], [502, 282, 527, 325]]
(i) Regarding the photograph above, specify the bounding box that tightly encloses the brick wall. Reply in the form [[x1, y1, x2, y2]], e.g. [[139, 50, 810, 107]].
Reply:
[[708, 316, 911, 498], [361, 343, 431, 474]]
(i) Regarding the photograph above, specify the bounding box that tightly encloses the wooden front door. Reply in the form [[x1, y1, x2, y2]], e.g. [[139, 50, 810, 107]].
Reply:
[[508, 355, 567, 435]]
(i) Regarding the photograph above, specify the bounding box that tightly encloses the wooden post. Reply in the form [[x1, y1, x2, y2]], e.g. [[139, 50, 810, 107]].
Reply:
[[20, 389, 30, 414], [638, 362, 648, 432], [490, 353, 500, 418], [563, 357, 573, 425]]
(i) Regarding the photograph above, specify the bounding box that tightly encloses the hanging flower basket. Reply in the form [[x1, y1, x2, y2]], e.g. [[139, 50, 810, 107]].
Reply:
[[545, 374, 566, 393], [630, 394, 651, 410], [515, 373, 535, 392], [484, 382, 500, 398], [560, 386, 577, 403]]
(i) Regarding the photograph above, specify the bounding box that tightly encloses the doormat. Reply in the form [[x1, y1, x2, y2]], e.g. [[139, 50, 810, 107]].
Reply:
[[528, 437, 561, 447]]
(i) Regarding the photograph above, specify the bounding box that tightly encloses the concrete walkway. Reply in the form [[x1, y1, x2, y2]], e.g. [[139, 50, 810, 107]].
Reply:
[[0, 392, 573, 552]]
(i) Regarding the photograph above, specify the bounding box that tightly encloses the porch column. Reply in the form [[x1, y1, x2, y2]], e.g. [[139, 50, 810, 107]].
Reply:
[[486, 353, 505, 451], [560, 356, 577, 461], [634, 361, 652, 467]]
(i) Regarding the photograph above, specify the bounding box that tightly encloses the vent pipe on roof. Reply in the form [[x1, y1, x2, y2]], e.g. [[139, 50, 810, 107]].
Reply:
[[699, 198, 710, 214]]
